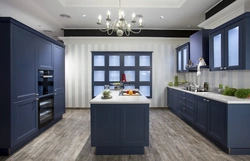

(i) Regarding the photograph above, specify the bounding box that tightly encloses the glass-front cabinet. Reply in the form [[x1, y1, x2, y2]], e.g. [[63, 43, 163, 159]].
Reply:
[[176, 42, 190, 73], [210, 20, 244, 71], [92, 52, 152, 98]]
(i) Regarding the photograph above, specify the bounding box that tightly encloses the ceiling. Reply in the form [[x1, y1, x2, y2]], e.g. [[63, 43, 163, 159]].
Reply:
[[0, 0, 221, 39]]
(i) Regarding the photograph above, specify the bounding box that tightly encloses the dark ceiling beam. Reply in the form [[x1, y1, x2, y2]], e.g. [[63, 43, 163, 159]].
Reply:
[[206, 0, 236, 19], [64, 29, 198, 38]]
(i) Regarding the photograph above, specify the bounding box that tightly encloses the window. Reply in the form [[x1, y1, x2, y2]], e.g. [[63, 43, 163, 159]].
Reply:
[[92, 52, 152, 98]]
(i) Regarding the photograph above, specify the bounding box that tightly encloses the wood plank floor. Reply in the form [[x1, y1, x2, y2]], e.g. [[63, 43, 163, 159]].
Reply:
[[1, 109, 250, 161]]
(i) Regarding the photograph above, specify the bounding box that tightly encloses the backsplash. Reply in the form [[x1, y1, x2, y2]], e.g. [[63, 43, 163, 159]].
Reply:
[[184, 69, 250, 91]]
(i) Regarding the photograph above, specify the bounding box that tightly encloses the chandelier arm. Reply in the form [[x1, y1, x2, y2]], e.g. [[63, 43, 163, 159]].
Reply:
[[124, 30, 130, 36], [130, 28, 142, 34], [107, 29, 114, 35]]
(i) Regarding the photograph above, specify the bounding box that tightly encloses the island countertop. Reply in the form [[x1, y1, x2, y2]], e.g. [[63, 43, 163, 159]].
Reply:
[[89, 90, 150, 104]]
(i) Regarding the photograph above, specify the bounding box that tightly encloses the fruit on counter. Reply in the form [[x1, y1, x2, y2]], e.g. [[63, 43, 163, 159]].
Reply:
[[126, 90, 136, 95]]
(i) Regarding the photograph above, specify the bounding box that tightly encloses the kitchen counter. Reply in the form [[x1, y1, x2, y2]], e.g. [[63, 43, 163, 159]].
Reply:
[[89, 90, 150, 104], [167, 86, 250, 104]]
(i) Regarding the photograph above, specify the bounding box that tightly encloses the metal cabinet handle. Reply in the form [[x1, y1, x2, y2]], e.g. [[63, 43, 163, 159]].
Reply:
[[36, 93, 39, 96], [36, 98, 39, 101], [183, 97, 185, 100], [203, 99, 206, 101], [220, 67, 223, 70], [207, 100, 210, 102], [183, 108, 185, 110], [54, 93, 57, 96], [224, 67, 227, 70]]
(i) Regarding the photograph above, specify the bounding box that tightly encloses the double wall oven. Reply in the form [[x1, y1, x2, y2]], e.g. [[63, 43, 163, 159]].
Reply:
[[38, 70, 54, 129]]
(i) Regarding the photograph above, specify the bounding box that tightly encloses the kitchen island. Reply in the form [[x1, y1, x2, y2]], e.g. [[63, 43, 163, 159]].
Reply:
[[89, 90, 150, 155]]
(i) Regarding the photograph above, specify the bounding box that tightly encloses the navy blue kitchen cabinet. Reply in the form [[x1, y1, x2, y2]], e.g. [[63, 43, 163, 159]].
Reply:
[[0, 17, 65, 156], [195, 96, 208, 133], [38, 38, 53, 70], [189, 29, 210, 67], [13, 98, 38, 146], [167, 87, 250, 155], [210, 12, 250, 71], [12, 24, 38, 102], [167, 87, 178, 114], [176, 91, 194, 124], [176, 42, 189, 73], [53, 45, 65, 119], [208, 100, 227, 146], [91, 104, 149, 155]]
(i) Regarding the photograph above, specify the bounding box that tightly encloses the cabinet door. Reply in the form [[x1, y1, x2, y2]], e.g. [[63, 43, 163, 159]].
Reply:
[[225, 20, 244, 70], [121, 104, 149, 146], [37, 38, 53, 70], [177, 43, 189, 73], [208, 100, 227, 145], [53, 45, 65, 118], [12, 25, 37, 102], [167, 88, 174, 108], [177, 50, 182, 72], [91, 104, 120, 147], [12, 98, 38, 146], [195, 96, 208, 133], [209, 29, 224, 71]]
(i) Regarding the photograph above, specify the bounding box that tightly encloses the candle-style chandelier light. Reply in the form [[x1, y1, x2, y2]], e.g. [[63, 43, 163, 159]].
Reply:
[[97, 0, 143, 37]]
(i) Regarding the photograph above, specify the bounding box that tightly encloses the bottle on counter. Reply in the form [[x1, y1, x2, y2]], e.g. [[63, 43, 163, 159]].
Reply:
[[204, 82, 208, 91]]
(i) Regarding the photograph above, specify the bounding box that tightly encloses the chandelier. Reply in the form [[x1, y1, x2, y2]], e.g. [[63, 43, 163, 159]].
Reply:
[[97, 0, 143, 37]]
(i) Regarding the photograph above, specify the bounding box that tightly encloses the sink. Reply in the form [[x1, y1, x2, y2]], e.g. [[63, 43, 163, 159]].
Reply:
[[119, 90, 141, 96]]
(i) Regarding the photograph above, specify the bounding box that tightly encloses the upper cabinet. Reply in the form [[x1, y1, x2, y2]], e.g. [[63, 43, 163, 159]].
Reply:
[[176, 42, 189, 73], [37, 38, 53, 70], [190, 29, 210, 67], [209, 12, 250, 71]]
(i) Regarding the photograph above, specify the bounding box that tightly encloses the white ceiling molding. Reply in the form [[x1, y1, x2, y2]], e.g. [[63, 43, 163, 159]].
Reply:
[[57, 0, 186, 8], [198, 0, 248, 29]]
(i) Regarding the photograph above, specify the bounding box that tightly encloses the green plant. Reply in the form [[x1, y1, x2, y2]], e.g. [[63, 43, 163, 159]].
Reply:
[[222, 87, 237, 96], [225, 86, 229, 89], [168, 82, 173, 86], [102, 90, 111, 96], [219, 84, 223, 89], [235, 89, 250, 98]]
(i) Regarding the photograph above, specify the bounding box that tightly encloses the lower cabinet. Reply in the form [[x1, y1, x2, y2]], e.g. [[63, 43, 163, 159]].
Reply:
[[91, 104, 149, 155], [177, 91, 195, 124], [208, 100, 227, 145], [195, 96, 208, 133], [13, 98, 38, 146], [167, 88, 178, 113]]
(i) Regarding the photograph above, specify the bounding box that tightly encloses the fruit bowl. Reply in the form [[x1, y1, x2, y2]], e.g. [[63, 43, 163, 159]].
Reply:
[[119, 89, 141, 96]]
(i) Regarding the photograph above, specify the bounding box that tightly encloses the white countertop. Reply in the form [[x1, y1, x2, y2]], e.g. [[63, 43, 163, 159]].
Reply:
[[89, 90, 150, 104], [168, 86, 250, 104]]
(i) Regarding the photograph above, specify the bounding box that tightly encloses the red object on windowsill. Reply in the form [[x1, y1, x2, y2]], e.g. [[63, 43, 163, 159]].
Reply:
[[122, 74, 126, 82]]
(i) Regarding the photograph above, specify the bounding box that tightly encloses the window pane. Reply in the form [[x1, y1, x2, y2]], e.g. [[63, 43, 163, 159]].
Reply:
[[94, 55, 105, 66], [109, 71, 120, 81], [109, 55, 120, 66], [139, 71, 150, 81], [183, 48, 187, 70], [94, 86, 104, 96], [124, 85, 135, 89], [178, 51, 182, 70], [139, 86, 150, 97], [213, 34, 222, 68], [124, 55, 135, 66], [124, 71, 135, 82], [139, 56, 150, 66], [94, 71, 105, 82], [228, 26, 239, 66]]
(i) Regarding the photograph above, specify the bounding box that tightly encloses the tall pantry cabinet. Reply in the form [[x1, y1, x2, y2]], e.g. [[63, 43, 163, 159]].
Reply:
[[0, 17, 65, 155]]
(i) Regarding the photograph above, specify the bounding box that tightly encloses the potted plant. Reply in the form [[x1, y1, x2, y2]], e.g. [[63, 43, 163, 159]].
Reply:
[[102, 89, 111, 98]]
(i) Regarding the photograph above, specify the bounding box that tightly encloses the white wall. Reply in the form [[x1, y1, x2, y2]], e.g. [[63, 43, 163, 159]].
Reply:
[[60, 37, 188, 108]]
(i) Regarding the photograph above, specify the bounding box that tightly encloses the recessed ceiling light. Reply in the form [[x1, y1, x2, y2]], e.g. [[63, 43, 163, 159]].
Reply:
[[160, 16, 164, 19], [43, 30, 52, 33], [60, 14, 71, 18], [82, 15, 87, 18]]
